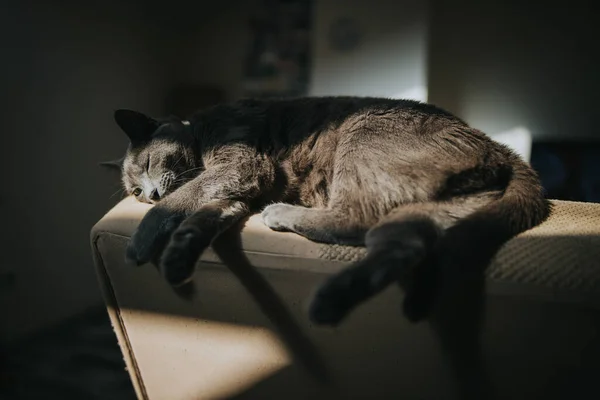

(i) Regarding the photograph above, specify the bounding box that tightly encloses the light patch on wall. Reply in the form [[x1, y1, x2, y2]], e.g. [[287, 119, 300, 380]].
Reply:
[[489, 126, 532, 162], [390, 85, 428, 102], [309, 0, 427, 99], [309, 27, 427, 98]]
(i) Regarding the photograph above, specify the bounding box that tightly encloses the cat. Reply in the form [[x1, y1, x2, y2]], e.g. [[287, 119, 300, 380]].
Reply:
[[104, 96, 551, 326]]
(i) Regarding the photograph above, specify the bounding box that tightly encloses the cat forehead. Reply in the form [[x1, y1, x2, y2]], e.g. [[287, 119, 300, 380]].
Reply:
[[126, 138, 180, 158], [122, 155, 145, 176], [147, 138, 180, 152]]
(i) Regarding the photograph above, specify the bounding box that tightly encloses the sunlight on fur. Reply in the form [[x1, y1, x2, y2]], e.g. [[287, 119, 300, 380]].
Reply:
[[116, 308, 291, 399], [391, 85, 428, 102]]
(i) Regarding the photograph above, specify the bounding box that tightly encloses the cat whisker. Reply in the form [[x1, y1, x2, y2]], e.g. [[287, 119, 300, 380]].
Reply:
[[173, 178, 193, 185], [109, 187, 126, 200], [174, 167, 204, 179], [169, 152, 186, 170]]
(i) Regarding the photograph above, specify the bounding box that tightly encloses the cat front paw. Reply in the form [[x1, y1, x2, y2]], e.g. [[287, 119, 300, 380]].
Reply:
[[159, 225, 212, 286], [261, 203, 296, 231], [125, 206, 186, 266]]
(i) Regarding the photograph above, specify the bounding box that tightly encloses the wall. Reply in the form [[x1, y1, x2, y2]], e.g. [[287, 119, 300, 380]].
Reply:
[[168, 0, 598, 142], [309, 0, 428, 101], [428, 0, 598, 141], [177, 0, 429, 102], [0, 1, 177, 341]]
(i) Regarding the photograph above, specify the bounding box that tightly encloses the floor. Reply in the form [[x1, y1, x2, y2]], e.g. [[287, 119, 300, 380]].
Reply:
[[1, 307, 136, 399]]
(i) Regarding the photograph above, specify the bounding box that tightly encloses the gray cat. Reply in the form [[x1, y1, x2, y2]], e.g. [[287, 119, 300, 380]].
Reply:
[[105, 96, 550, 325]]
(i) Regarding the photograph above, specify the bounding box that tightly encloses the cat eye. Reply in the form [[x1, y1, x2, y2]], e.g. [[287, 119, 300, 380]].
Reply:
[[132, 188, 142, 197]]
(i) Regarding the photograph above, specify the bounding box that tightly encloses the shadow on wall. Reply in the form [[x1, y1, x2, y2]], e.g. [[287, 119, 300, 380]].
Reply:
[[0, 0, 182, 340]]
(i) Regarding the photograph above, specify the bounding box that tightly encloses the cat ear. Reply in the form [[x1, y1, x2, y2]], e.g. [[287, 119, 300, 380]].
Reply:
[[114, 109, 159, 144], [99, 156, 125, 171]]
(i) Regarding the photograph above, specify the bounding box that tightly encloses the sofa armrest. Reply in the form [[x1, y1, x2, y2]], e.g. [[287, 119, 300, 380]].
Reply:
[[91, 198, 600, 399]]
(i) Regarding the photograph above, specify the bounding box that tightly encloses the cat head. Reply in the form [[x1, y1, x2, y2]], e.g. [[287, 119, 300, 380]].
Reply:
[[104, 109, 197, 204]]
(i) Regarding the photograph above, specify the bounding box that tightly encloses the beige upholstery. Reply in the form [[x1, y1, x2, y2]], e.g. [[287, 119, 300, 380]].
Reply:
[[91, 198, 600, 399]]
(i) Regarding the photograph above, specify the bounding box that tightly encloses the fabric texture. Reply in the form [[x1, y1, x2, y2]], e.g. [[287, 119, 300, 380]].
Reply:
[[488, 201, 600, 292], [314, 201, 600, 295]]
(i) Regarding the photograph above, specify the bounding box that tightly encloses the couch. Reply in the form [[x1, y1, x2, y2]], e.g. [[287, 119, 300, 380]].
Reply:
[[91, 197, 600, 399]]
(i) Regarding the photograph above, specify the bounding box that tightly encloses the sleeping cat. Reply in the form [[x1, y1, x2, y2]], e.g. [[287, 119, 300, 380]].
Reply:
[[106, 96, 550, 325]]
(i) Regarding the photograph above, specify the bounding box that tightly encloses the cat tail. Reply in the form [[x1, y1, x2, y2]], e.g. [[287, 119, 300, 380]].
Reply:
[[404, 157, 552, 400], [406, 155, 552, 322]]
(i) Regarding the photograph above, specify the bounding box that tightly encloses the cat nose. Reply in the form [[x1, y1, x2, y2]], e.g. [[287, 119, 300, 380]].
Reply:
[[150, 189, 160, 201]]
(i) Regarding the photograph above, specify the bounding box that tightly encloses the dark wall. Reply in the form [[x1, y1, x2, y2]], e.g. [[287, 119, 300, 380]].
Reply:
[[0, 0, 177, 340], [428, 0, 598, 141]]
